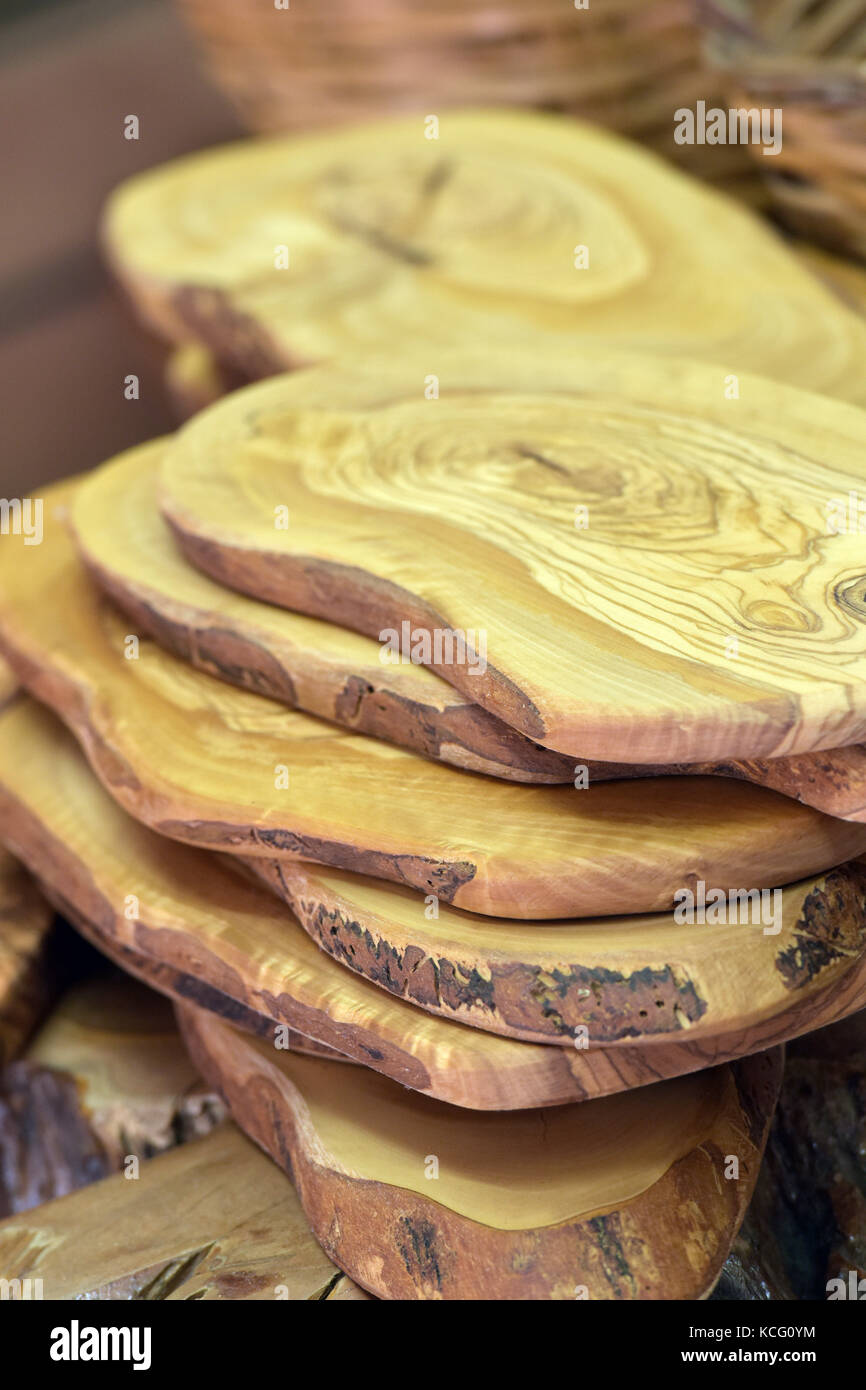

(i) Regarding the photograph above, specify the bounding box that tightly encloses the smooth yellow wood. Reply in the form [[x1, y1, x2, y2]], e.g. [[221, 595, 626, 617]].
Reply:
[[3, 695, 862, 1061], [102, 108, 866, 406], [72, 440, 573, 783], [4, 483, 866, 922], [178, 1002, 783, 1299], [161, 349, 866, 764], [0, 696, 618, 1110]]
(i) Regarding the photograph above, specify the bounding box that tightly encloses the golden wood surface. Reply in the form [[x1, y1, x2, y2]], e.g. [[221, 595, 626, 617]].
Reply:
[[4, 482, 866, 922], [102, 110, 866, 404], [178, 1002, 783, 1300], [160, 348, 866, 765]]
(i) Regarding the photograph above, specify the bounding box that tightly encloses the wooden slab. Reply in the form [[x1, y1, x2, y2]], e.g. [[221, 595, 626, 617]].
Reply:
[[73, 439, 575, 783], [0, 847, 58, 1067], [73, 439, 866, 819], [0, 1122, 364, 1300], [5, 693, 863, 1058], [249, 856, 866, 1045], [160, 349, 866, 767], [178, 1002, 783, 1300], [3, 694, 854, 1111], [5, 487, 866, 922], [0, 696, 634, 1111], [101, 108, 866, 406]]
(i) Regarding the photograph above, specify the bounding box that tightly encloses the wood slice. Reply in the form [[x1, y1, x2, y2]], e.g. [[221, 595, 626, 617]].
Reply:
[[74, 438, 866, 820], [0, 1122, 362, 1300], [74, 439, 574, 782], [5, 692, 865, 1061], [248, 856, 866, 1046], [160, 349, 866, 766], [0, 847, 58, 1066], [0, 696, 631, 1111], [101, 109, 866, 406], [1, 695, 854, 1108], [5, 486, 866, 922], [177, 1001, 783, 1300]]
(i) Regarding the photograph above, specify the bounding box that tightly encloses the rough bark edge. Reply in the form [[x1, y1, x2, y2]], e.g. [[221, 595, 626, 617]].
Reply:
[[177, 1002, 783, 1301]]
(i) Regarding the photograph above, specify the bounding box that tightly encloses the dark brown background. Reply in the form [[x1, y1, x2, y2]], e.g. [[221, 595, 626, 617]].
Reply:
[[1, 0, 244, 497]]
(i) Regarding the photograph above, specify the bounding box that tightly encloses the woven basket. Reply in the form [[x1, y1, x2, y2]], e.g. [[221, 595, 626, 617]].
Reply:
[[699, 0, 866, 258], [178, 0, 747, 189]]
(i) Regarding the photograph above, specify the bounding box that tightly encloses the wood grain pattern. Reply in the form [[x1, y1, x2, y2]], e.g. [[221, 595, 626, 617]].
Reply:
[[5, 485, 866, 922], [101, 109, 866, 405], [2, 695, 853, 1108], [73, 439, 866, 820], [0, 696, 636, 1111], [249, 856, 866, 1045], [5, 692, 864, 1059], [160, 349, 866, 765], [178, 1002, 783, 1300], [0, 847, 57, 1067], [0, 1122, 363, 1300], [73, 439, 575, 783]]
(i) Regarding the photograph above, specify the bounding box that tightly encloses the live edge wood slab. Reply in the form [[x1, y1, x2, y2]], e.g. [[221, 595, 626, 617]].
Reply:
[[178, 1002, 783, 1301], [4, 694, 865, 1063], [159, 349, 866, 766], [4, 485, 866, 922], [0, 696, 624, 1111], [76, 437, 866, 820], [101, 108, 866, 407], [73, 439, 575, 784]]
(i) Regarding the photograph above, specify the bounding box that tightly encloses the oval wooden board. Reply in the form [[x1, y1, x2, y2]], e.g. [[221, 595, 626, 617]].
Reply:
[[160, 349, 866, 766], [73, 439, 575, 783], [248, 857, 866, 1046], [75, 438, 866, 819], [102, 108, 866, 406], [5, 485, 866, 922], [177, 1001, 783, 1301]]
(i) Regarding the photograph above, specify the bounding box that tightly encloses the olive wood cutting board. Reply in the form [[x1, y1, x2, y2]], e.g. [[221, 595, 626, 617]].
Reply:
[[102, 108, 866, 406], [74, 438, 866, 818], [158, 349, 866, 765], [177, 1001, 783, 1301], [4, 483, 866, 921]]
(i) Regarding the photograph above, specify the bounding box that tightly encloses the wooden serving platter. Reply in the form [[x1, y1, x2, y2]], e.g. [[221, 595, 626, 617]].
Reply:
[[0, 697, 626, 1111], [249, 857, 866, 1045], [177, 1002, 783, 1301], [159, 348, 866, 766], [3, 696, 857, 1107], [5, 694, 863, 1055], [73, 439, 574, 783], [73, 438, 866, 819], [0, 1122, 365, 1300], [101, 108, 866, 406], [5, 486, 866, 922]]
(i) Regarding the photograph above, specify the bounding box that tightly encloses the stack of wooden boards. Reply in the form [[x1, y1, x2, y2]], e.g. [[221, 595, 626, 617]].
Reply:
[[4, 108, 866, 1300]]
